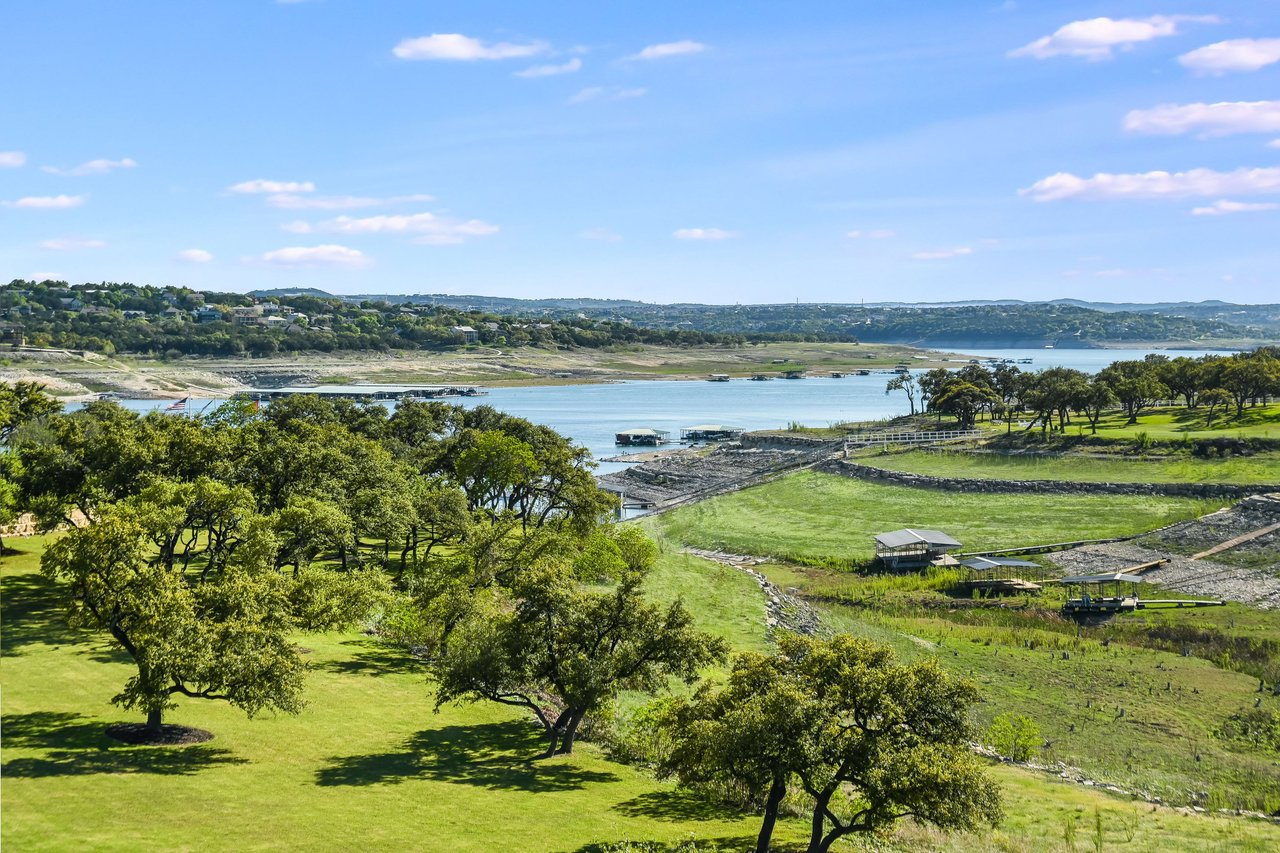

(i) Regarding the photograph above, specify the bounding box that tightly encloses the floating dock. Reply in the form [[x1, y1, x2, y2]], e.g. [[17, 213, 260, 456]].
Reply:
[[238, 383, 485, 402]]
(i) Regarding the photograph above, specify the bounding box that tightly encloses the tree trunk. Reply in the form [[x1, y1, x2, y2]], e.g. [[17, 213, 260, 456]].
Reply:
[[807, 791, 829, 853], [146, 708, 163, 732], [555, 710, 585, 755], [755, 773, 787, 853]]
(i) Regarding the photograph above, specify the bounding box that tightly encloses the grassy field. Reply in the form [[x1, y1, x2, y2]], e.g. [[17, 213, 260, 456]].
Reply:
[[1, 538, 785, 852], [857, 449, 1280, 485], [655, 471, 1221, 568], [6, 532, 1280, 850], [992, 403, 1280, 441]]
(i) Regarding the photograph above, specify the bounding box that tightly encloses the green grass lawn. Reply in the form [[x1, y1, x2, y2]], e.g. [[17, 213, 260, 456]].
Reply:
[[7, 529, 1280, 851], [1, 537, 778, 853], [1010, 403, 1280, 441], [858, 449, 1280, 485], [655, 471, 1220, 568]]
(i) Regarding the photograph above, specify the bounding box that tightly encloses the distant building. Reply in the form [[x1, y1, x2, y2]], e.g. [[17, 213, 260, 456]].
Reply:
[[122, 309, 147, 320], [194, 306, 224, 323], [450, 325, 479, 343], [58, 297, 83, 311]]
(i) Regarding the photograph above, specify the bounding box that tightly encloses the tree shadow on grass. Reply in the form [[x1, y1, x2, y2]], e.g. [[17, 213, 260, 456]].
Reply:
[[318, 638, 423, 678], [612, 790, 746, 823], [1, 710, 247, 778], [566, 836, 757, 853], [0, 568, 83, 655], [315, 719, 618, 791]]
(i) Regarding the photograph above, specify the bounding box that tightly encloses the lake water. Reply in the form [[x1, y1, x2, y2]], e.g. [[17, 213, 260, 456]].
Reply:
[[94, 348, 1232, 471]]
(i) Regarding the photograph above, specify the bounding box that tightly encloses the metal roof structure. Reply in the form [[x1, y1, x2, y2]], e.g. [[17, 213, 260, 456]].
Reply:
[[875, 529, 963, 549], [961, 556, 1040, 571], [616, 428, 669, 437], [682, 424, 743, 433], [1059, 571, 1147, 585]]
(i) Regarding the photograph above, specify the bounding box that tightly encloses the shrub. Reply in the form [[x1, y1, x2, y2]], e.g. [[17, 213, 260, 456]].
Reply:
[[987, 712, 1041, 762]]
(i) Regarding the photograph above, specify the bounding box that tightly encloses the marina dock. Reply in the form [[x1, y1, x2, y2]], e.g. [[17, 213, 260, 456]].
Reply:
[[238, 383, 485, 402]]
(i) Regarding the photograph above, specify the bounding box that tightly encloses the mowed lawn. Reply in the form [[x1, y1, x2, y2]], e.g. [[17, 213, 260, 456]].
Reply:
[[5, 535, 1279, 851], [0, 538, 778, 853], [859, 449, 1280, 485], [656, 471, 1221, 567], [1001, 403, 1280, 441]]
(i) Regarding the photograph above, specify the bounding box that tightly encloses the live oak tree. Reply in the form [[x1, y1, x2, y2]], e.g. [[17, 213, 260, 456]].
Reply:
[[884, 373, 920, 415], [41, 478, 389, 733], [433, 525, 727, 756], [658, 634, 1001, 853], [42, 506, 306, 733]]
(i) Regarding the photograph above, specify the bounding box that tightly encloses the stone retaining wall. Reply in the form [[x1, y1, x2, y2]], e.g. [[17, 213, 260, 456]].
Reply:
[[738, 433, 841, 451], [818, 460, 1276, 500]]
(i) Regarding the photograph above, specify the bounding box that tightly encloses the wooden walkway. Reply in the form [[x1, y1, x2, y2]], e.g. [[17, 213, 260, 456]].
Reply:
[[1190, 521, 1280, 561]]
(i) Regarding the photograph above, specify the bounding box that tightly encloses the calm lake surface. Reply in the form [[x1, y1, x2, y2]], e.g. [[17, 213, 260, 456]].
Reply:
[[98, 348, 1232, 470]]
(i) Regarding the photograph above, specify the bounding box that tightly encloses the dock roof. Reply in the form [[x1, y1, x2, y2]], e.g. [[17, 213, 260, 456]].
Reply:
[[616, 427, 669, 437], [874, 529, 962, 549], [1059, 571, 1147, 585], [682, 424, 743, 432], [961, 556, 1040, 571]]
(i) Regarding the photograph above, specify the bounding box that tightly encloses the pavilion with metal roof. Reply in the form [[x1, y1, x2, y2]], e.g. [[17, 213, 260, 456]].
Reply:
[[874, 528, 963, 569]]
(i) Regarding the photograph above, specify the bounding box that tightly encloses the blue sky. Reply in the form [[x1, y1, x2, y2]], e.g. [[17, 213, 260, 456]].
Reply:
[[3, 1, 1278, 303]]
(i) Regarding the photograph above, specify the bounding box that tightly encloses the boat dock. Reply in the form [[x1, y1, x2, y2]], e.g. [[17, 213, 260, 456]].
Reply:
[[238, 383, 486, 402]]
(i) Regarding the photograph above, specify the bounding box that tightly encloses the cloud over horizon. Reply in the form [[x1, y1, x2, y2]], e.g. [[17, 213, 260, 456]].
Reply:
[[228, 179, 316, 194], [673, 227, 736, 240], [261, 244, 370, 268], [0, 151, 26, 168], [627, 40, 706, 61], [1022, 168, 1280, 201], [1179, 38, 1280, 74], [1190, 199, 1279, 216], [1124, 100, 1280, 137], [515, 58, 582, 78], [42, 157, 137, 176], [286, 211, 500, 245], [176, 248, 214, 263], [1009, 15, 1217, 61], [2, 194, 86, 209], [393, 33, 547, 61]]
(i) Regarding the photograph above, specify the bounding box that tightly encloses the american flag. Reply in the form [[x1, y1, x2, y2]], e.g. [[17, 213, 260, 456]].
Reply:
[[164, 397, 188, 413]]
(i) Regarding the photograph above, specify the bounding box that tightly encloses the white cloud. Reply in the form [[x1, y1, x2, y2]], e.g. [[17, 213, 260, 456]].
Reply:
[[846, 229, 896, 240], [0, 151, 25, 168], [261, 245, 370, 268], [228, 179, 315, 194], [1009, 15, 1218, 61], [265, 192, 433, 210], [293, 212, 500, 245], [1179, 38, 1280, 74], [1021, 167, 1280, 201], [176, 248, 214, 263], [393, 33, 546, 61], [2, 194, 86, 209], [568, 86, 647, 104], [579, 227, 622, 242], [29, 271, 63, 282], [913, 247, 973, 260], [1270, 139, 1280, 149], [628, 40, 706, 61], [515, 58, 582, 78], [673, 227, 736, 241], [40, 238, 106, 250], [1124, 101, 1280, 137], [1190, 199, 1279, 216], [42, 157, 136, 176]]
